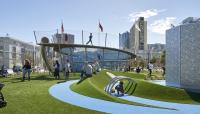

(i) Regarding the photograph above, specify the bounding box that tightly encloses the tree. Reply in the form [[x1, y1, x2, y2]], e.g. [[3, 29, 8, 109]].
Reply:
[[160, 51, 165, 65], [150, 56, 157, 64]]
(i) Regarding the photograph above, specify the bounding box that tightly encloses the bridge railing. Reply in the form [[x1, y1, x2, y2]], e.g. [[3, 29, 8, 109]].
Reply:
[[34, 29, 119, 49]]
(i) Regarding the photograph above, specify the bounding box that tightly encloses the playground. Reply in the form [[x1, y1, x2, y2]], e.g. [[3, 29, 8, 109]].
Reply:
[[1, 70, 200, 114], [0, 29, 200, 114]]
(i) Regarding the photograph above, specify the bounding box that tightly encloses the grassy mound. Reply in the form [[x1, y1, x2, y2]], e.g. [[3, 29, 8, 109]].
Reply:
[[70, 71, 172, 109], [0, 73, 105, 114], [110, 71, 200, 104], [71, 71, 140, 105]]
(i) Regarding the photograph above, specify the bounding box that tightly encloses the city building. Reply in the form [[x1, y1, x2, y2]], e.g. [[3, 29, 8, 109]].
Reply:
[[148, 43, 165, 59], [119, 31, 129, 50], [53, 33, 74, 44], [129, 17, 147, 58], [0, 37, 42, 69], [166, 17, 200, 92]]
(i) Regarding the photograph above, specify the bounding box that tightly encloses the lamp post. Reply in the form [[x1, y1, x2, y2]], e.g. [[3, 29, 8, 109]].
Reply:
[[29, 42, 35, 68]]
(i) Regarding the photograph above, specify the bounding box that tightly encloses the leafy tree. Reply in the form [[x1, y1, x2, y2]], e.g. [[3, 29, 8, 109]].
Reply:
[[150, 56, 157, 64], [160, 51, 165, 65]]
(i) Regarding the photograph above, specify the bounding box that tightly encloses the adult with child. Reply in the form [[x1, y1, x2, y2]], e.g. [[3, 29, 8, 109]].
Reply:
[[22, 59, 32, 81]]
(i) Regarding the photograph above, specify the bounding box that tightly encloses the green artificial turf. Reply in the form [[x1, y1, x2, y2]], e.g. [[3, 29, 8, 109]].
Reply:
[[70, 71, 173, 110], [0, 72, 105, 114], [111, 71, 200, 104], [71, 71, 141, 105]]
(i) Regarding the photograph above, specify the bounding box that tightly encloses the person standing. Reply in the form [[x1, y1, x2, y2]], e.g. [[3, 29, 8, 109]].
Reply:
[[22, 59, 32, 81], [162, 66, 165, 76], [54, 60, 60, 79], [148, 62, 154, 78], [86, 33, 93, 45], [64, 60, 71, 81]]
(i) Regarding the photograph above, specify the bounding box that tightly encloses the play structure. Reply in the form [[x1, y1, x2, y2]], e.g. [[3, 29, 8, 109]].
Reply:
[[105, 76, 137, 96], [34, 30, 136, 73]]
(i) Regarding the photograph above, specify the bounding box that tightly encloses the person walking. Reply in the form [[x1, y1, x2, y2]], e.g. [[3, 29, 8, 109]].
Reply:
[[86, 33, 93, 45], [22, 59, 32, 81], [148, 62, 154, 78]]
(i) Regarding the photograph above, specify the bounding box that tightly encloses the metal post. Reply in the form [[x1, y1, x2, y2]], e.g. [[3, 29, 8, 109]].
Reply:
[[102, 49, 104, 69], [117, 51, 120, 71], [85, 48, 87, 61], [82, 30, 84, 45], [105, 33, 107, 47], [33, 31, 38, 44]]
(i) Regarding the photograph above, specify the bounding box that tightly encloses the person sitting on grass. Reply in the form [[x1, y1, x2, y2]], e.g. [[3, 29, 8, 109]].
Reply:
[[22, 59, 32, 81], [80, 61, 93, 80], [115, 81, 124, 96], [136, 66, 141, 73]]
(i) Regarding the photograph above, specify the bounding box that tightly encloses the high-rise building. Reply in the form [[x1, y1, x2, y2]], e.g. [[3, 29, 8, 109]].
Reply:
[[148, 43, 165, 59], [166, 17, 200, 92], [119, 31, 129, 50], [129, 17, 147, 58]]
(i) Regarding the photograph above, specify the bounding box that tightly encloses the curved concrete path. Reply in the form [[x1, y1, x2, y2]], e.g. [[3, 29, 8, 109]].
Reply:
[[49, 80, 179, 114]]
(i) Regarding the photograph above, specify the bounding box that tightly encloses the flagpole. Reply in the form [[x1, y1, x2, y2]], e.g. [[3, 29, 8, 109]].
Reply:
[[98, 19, 100, 46], [105, 33, 107, 47], [82, 30, 84, 45]]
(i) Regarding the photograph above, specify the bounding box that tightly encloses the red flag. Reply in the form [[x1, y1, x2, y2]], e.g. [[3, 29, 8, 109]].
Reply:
[[61, 22, 64, 33], [99, 22, 103, 32]]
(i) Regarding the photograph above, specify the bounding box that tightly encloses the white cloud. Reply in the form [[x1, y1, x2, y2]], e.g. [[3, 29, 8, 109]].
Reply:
[[128, 9, 166, 22], [150, 17, 176, 34]]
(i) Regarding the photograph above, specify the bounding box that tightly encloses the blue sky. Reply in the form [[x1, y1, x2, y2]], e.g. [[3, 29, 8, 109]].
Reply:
[[0, 0, 199, 45]]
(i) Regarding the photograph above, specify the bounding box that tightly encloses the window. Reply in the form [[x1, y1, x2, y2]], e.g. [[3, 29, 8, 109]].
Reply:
[[12, 47, 16, 59], [0, 46, 3, 51]]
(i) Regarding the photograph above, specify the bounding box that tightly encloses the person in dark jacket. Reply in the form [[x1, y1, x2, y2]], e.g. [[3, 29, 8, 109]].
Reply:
[[54, 60, 60, 79], [115, 81, 124, 96], [22, 59, 32, 81]]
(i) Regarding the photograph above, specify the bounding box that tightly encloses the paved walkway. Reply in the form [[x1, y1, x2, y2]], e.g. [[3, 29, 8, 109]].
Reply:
[[49, 80, 200, 114]]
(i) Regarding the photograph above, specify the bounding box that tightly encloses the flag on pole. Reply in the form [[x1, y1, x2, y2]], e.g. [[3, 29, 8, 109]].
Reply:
[[61, 22, 64, 33], [99, 22, 103, 32]]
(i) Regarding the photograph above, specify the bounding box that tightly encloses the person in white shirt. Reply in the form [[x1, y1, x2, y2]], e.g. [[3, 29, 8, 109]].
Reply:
[[80, 61, 93, 80], [85, 64, 93, 76], [148, 63, 154, 77], [64, 60, 71, 81]]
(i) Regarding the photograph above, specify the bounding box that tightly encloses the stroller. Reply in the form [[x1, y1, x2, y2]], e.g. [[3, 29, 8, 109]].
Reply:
[[0, 69, 8, 77], [0, 83, 7, 108]]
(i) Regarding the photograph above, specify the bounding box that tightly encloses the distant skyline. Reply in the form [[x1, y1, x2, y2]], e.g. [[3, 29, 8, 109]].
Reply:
[[0, 0, 199, 45]]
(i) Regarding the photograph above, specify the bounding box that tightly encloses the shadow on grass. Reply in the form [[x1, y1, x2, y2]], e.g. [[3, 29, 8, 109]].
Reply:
[[186, 90, 200, 103], [76, 76, 93, 84], [31, 75, 55, 81]]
